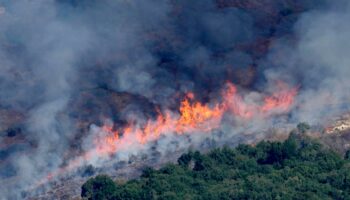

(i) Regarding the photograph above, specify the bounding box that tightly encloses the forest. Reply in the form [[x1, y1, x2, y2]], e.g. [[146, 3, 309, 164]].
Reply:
[[81, 132, 350, 200]]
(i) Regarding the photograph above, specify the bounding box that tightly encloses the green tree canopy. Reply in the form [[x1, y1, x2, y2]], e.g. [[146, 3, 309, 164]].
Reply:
[[81, 134, 350, 200]]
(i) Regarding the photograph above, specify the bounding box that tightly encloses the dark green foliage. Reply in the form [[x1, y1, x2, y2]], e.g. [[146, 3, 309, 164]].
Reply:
[[81, 175, 117, 200], [345, 150, 350, 160], [140, 167, 155, 178], [177, 151, 193, 167], [297, 122, 311, 133], [81, 135, 350, 200], [82, 165, 96, 177]]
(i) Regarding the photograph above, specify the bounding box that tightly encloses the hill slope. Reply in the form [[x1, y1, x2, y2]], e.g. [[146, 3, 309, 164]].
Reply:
[[82, 134, 350, 200]]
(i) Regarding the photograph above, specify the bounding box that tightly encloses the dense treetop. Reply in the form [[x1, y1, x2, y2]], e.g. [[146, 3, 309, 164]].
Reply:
[[82, 133, 350, 200]]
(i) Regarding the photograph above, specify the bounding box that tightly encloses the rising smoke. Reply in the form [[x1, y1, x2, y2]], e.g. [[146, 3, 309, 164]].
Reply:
[[262, 0, 350, 123], [0, 0, 349, 199]]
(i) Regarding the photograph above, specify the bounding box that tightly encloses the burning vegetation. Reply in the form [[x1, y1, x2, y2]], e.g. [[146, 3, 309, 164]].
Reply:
[[1, 0, 350, 199], [33, 81, 297, 188], [94, 81, 297, 157]]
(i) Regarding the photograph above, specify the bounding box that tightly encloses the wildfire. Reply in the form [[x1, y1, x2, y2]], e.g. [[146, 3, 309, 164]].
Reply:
[[35, 81, 298, 187], [261, 81, 298, 113], [95, 92, 225, 153], [94, 81, 298, 156], [222, 82, 255, 118], [175, 94, 223, 133]]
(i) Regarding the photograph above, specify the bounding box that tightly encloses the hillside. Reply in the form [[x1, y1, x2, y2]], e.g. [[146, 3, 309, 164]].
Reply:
[[1, 0, 350, 199], [81, 133, 350, 200]]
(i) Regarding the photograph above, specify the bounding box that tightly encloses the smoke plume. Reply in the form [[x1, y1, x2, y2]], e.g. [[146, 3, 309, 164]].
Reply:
[[0, 0, 349, 199]]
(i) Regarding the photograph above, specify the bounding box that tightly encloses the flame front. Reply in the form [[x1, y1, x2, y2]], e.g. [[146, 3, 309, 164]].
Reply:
[[95, 81, 298, 155], [35, 81, 298, 186], [95, 93, 225, 154]]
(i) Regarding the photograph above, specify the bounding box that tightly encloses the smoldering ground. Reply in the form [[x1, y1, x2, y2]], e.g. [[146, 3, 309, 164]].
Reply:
[[0, 0, 349, 199]]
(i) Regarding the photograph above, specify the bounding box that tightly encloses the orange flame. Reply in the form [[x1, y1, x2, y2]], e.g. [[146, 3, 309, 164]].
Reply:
[[35, 81, 298, 187], [94, 81, 298, 155], [175, 96, 223, 133], [261, 81, 299, 113], [222, 82, 255, 118]]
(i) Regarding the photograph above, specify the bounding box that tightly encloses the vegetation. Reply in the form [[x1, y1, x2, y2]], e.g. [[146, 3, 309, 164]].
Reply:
[[81, 134, 350, 200]]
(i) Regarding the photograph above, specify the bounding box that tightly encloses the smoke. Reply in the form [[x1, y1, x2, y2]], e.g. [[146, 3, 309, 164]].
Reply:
[[0, 0, 93, 198], [0, 0, 349, 199], [262, 0, 350, 124]]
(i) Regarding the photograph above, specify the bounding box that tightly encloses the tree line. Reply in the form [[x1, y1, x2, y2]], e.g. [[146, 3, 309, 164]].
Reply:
[[81, 131, 350, 200]]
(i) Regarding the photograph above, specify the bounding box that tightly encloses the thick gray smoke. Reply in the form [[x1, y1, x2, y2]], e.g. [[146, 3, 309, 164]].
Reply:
[[0, 0, 349, 199], [262, 0, 350, 124], [0, 0, 93, 198]]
